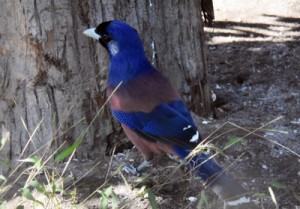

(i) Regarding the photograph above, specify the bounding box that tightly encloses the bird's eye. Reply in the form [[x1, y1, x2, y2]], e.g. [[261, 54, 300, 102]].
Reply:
[[102, 34, 111, 42]]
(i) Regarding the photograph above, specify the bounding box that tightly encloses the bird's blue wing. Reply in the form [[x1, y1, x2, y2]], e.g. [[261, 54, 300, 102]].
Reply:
[[112, 100, 201, 148], [169, 99, 195, 124]]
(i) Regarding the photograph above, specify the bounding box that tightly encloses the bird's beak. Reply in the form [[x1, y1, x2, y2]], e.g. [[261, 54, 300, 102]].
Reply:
[[83, 28, 101, 40]]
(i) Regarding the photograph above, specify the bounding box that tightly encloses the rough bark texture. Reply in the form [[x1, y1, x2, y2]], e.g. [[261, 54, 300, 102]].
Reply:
[[0, 0, 211, 174]]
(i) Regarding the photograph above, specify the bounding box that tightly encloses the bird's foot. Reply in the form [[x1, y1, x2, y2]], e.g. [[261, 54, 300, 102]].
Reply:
[[122, 160, 151, 175], [123, 164, 139, 175]]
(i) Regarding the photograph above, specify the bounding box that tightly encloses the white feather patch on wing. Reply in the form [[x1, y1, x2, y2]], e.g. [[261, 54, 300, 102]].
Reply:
[[190, 131, 199, 143], [183, 125, 192, 130]]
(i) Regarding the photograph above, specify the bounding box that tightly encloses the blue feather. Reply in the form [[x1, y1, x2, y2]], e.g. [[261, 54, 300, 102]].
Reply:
[[171, 145, 223, 181], [112, 100, 200, 147]]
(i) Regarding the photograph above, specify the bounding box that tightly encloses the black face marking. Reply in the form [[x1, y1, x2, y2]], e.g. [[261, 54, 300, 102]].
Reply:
[[102, 34, 112, 43], [95, 21, 111, 35], [95, 21, 112, 47]]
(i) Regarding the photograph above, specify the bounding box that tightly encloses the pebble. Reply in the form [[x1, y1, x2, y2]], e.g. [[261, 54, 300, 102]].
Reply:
[[187, 196, 198, 202], [202, 120, 209, 124], [265, 132, 274, 136], [215, 84, 222, 89]]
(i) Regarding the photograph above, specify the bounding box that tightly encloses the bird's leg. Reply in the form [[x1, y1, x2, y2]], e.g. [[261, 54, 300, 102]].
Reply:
[[122, 164, 139, 175], [136, 160, 151, 171], [123, 160, 151, 175]]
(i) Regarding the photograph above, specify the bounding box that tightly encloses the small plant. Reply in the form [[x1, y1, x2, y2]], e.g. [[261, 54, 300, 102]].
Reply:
[[0, 131, 11, 169], [197, 190, 208, 209], [136, 186, 158, 209], [21, 187, 44, 207], [19, 156, 67, 208], [270, 180, 287, 189], [147, 189, 158, 209], [98, 186, 120, 209]]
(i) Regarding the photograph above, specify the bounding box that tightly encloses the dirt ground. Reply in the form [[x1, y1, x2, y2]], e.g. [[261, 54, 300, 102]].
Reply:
[[4, 0, 300, 208]]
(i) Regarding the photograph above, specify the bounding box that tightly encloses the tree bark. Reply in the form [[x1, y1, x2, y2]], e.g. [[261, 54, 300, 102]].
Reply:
[[0, 0, 212, 173]]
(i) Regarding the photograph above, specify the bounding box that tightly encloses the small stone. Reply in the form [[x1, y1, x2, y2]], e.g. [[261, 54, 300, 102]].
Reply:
[[265, 132, 274, 136], [187, 196, 197, 202]]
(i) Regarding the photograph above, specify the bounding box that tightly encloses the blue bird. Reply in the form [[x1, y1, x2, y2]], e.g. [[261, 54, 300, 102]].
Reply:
[[84, 20, 249, 202]]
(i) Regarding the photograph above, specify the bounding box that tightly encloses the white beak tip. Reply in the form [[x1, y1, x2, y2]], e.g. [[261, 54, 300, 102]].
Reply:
[[83, 28, 101, 40]]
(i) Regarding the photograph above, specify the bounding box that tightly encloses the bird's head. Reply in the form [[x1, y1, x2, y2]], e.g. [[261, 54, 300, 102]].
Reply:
[[84, 21, 144, 57]]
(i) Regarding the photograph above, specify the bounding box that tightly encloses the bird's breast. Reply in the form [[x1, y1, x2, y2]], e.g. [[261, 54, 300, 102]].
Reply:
[[107, 72, 180, 113]]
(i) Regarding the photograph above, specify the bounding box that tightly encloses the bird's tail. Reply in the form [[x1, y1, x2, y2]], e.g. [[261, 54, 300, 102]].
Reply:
[[188, 153, 251, 203], [172, 146, 249, 201]]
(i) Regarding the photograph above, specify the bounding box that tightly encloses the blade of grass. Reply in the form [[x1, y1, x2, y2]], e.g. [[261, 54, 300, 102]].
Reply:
[[29, 180, 49, 198], [111, 190, 120, 209], [54, 139, 81, 163], [19, 118, 44, 158], [223, 137, 243, 150], [21, 188, 44, 207], [228, 120, 300, 158], [197, 190, 208, 209], [147, 190, 158, 209], [268, 186, 279, 209], [270, 180, 287, 189]]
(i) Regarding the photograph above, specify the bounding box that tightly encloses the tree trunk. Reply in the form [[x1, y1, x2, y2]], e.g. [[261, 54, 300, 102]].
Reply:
[[0, 0, 212, 173]]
